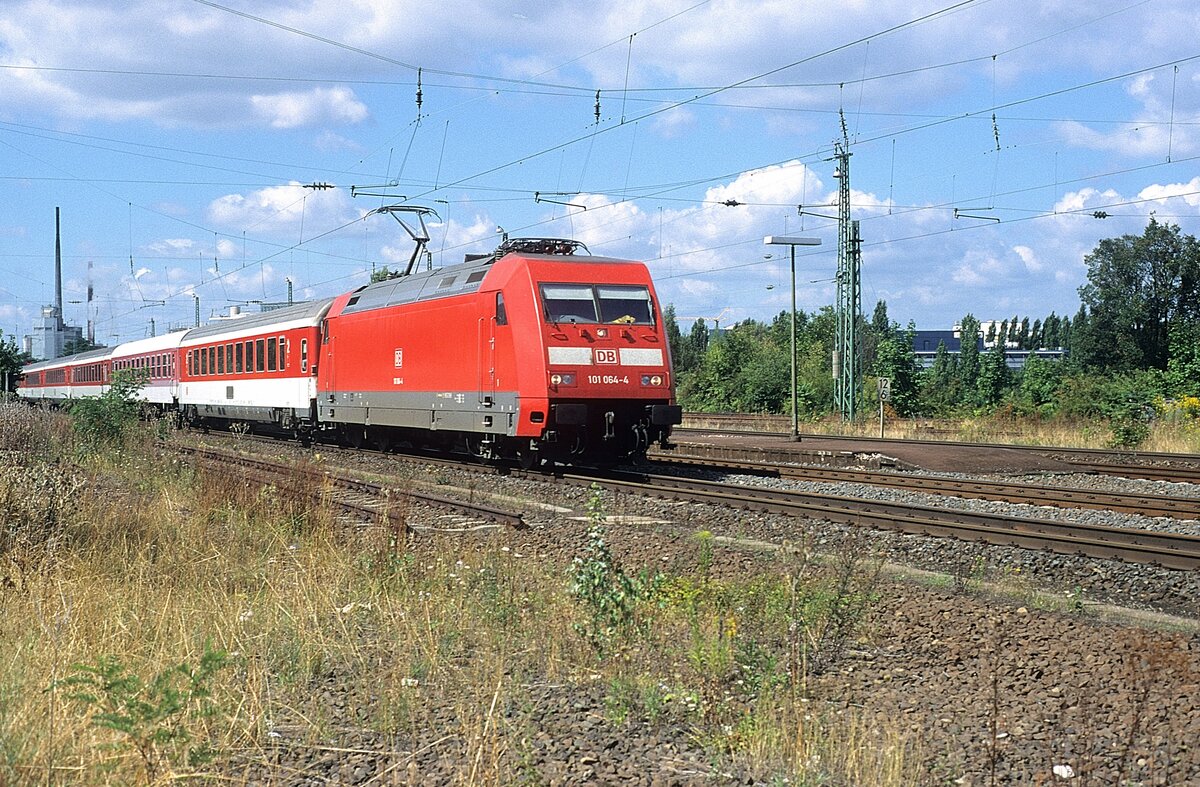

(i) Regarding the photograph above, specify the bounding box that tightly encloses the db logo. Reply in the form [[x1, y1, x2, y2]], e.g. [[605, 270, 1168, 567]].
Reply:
[[594, 349, 618, 365]]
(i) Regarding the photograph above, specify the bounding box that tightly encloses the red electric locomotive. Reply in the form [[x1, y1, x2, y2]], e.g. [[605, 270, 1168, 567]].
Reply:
[[19, 234, 682, 465], [317, 237, 681, 464]]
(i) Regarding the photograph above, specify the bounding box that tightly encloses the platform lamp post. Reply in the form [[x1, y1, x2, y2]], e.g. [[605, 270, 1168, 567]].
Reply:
[[764, 235, 822, 440]]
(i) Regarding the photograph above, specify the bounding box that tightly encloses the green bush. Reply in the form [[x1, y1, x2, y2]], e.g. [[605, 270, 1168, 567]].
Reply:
[[54, 644, 228, 783], [568, 486, 658, 658], [68, 371, 144, 449]]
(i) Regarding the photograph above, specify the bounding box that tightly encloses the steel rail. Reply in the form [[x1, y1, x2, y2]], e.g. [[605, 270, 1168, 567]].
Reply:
[[525, 467, 1200, 571], [180, 445, 526, 529], [653, 455, 1200, 519]]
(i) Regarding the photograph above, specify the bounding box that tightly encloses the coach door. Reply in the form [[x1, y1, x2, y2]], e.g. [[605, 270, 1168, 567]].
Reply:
[[477, 308, 495, 407], [319, 318, 334, 395], [478, 292, 509, 407]]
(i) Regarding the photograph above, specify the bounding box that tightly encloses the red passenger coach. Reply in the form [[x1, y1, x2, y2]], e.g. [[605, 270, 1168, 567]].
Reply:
[[178, 299, 333, 438], [318, 238, 681, 464], [18, 347, 112, 403]]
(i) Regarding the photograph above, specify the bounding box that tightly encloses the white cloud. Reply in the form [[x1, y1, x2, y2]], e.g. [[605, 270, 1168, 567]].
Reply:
[[1012, 244, 1042, 273], [250, 87, 368, 129], [1053, 187, 1120, 215], [207, 182, 360, 237], [1137, 176, 1200, 207]]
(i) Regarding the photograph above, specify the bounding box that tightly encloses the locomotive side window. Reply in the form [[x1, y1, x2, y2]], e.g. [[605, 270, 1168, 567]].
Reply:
[[495, 293, 508, 325], [597, 285, 655, 325], [540, 284, 598, 324]]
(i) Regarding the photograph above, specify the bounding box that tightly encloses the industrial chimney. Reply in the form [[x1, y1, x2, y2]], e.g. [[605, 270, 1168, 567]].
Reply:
[[54, 207, 63, 326]]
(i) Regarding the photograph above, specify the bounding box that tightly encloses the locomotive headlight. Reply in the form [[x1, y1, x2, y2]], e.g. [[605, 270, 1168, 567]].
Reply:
[[641, 374, 664, 386], [550, 372, 576, 386]]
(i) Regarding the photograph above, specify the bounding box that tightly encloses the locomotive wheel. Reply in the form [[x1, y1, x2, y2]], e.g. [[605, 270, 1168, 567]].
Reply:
[[516, 446, 542, 470]]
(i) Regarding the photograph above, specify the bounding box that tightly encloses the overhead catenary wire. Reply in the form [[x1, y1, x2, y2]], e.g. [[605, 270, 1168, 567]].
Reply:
[[10, 0, 1197, 339]]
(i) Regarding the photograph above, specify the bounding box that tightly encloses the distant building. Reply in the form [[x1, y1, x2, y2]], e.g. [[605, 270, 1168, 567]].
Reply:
[[24, 306, 84, 361], [911, 326, 1065, 370], [23, 207, 87, 360]]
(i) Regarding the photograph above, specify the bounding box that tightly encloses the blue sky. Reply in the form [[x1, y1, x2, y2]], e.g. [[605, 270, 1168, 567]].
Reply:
[[2, 0, 1198, 345]]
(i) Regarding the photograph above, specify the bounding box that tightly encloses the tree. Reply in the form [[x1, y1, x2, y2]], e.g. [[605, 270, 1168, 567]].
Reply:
[[1042, 313, 1061, 349], [870, 300, 891, 336], [1017, 317, 1030, 350], [686, 319, 709, 367], [0, 331, 34, 393], [957, 314, 981, 396], [62, 337, 101, 356], [1165, 320, 1200, 397], [872, 326, 921, 416], [920, 340, 959, 414], [1076, 218, 1200, 370], [1019, 354, 1062, 410], [1029, 318, 1042, 350], [370, 266, 397, 283], [663, 305, 686, 373], [976, 340, 1010, 406]]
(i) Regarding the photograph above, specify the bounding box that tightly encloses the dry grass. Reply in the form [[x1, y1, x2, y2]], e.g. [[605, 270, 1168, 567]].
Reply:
[[685, 410, 1200, 453], [0, 407, 919, 785]]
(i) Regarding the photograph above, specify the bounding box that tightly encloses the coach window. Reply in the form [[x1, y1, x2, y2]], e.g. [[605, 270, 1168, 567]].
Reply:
[[217, 345, 225, 374], [201, 348, 208, 376], [255, 339, 265, 372], [209, 347, 217, 376], [244, 341, 253, 371], [301, 339, 309, 373], [225, 344, 233, 374], [267, 338, 277, 372], [235, 343, 243, 373], [495, 292, 508, 325]]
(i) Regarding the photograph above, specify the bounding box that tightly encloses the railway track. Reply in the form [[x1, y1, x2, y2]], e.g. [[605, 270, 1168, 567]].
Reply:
[[653, 455, 1200, 519], [184, 433, 1200, 571], [673, 417, 1200, 485], [533, 467, 1200, 572], [179, 444, 526, 531]]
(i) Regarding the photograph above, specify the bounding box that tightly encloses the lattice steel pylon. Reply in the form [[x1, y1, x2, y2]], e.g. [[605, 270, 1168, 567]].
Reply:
[[833, 140, 861, 421]]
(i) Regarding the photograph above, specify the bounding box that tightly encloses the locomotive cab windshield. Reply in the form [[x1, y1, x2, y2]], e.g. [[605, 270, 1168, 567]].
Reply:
[[539, 283, 655, 325]]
